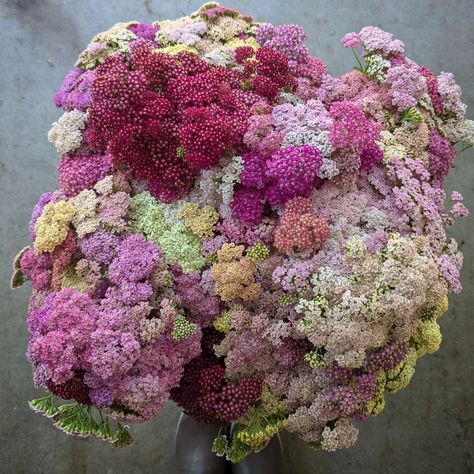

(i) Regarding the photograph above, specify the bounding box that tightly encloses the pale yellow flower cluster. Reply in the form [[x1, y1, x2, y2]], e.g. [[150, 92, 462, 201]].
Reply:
[[177, 202, 219, 239], [34, 201, 74, 252], [207, 15, 250, 41], [393, 121, 430, 163], [75, 22, 137, 69], [70, 189, 100, 238]]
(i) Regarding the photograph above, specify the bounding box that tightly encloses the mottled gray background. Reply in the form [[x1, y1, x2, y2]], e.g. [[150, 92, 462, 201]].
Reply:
[[0, 0, 473, 473]]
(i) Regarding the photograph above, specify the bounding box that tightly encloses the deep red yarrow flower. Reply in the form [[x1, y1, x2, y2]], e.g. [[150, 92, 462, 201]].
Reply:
[[47, 374, 92, 405], [171, 329, 263, 425], [179, 107, 234, 170], [130, 43, 210, 90], [234, 46, 255, 64], [87, 53, 194, 201], [240, 47, 296, 100], [86, 43, 294, 202]]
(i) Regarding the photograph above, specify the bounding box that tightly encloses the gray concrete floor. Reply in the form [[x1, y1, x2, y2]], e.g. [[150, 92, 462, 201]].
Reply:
[[0, 1, 473, 473]]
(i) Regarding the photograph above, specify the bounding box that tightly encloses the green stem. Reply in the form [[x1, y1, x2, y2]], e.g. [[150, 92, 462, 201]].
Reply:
[[459, 144, 472, 153], [351, 48, 364, 72]]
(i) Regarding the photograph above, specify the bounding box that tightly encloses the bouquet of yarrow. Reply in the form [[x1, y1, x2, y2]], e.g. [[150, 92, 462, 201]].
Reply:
[[12, 2, 473, 462]]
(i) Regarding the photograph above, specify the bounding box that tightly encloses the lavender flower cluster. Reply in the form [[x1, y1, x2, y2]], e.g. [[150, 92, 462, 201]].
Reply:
[[12, 2, 472, 460]]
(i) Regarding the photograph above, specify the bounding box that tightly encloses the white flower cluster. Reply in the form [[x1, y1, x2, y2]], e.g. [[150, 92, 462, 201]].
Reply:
[[48, 110, 87, 155]]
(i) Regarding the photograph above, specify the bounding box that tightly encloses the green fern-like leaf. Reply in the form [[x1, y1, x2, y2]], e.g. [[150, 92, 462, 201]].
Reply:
[[29, 394, 59, 418], [111, 423, 134, 448], [53, 404, 99, 438], [96, 418, 114, 441]]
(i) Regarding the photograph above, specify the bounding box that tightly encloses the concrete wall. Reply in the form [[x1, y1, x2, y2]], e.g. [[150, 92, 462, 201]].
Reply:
[[0, 1, 473, 472]]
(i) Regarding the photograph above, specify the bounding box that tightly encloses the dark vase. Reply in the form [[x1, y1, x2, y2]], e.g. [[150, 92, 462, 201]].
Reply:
[[175, 413, 282, 474]]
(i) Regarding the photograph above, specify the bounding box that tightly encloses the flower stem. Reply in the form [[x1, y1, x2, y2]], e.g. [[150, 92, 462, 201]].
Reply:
[[352, 48, 364, 72], [458, 144, 472, 154]]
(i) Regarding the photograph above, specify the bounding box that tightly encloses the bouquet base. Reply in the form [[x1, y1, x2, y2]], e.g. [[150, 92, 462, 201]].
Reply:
[[175, 413, 282, 474]]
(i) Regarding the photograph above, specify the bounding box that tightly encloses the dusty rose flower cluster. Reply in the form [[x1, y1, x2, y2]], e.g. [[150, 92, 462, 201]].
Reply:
[[12, 2, 472, 460]]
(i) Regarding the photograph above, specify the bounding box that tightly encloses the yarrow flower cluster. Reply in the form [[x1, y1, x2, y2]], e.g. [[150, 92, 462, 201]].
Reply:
[[12, 2, 471, 459]]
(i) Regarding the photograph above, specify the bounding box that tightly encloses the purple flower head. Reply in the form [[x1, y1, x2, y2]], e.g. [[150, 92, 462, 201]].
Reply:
[[437, 71, 466, 120], [89, 387, 114, 407], [231, 188, 265, 227], [363, 228, 388, 252], [437, 254, 462, 293], [27, 288, 99, 384], [366, 342, 410, 372], [54, 68, 96, 111], [202, 235, 228, 255], [175, 273, 220, 327], [58, 153, 112, 197], [88, 329, 141, 380], [109, 281, 154, 306], [27, 291, 56, 337], [256, 23, 308, 62], [360, 145, 383, 171], [79, 227, 121, 266], [108, 234, 162, 284], [21, 248, 52, 291], [130, 23, 159, 42], [320, 372, 377, 418], [341, 32, 361, 49], [265, 145, 323, 205], [386, 64, 426, 110], [358, 26, 405, 55], [428, 130, 457, 182], [241, 152, 267, 189]]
